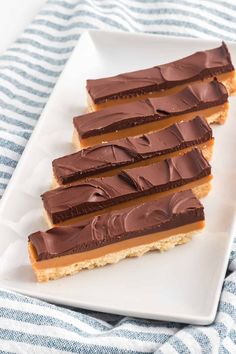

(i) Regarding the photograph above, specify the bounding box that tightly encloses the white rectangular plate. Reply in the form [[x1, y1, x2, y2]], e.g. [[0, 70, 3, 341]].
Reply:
[[0, 31, 236, 325]]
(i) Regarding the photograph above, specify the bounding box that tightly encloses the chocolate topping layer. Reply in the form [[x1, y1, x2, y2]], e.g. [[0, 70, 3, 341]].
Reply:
[[54, 116, 212, 185], [86, 42, 234, 103], [75, 80, 227, 139], [43, 149, 211, 224], [31, 190, 204, 261]]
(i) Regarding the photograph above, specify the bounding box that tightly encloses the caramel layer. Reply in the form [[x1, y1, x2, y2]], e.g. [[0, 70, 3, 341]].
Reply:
[[46, 176, 212, 227], [78, 103, 228, 148], [88, 71, 236, 111], [29, 221, 205, 271]]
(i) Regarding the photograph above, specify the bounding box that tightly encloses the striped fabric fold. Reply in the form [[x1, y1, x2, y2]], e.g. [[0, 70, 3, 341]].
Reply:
[[0, 0, 236, 353]]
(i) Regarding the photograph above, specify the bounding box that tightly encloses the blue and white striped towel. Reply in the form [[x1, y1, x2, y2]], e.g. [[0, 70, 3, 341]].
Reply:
[[0, 0, 236, 353]]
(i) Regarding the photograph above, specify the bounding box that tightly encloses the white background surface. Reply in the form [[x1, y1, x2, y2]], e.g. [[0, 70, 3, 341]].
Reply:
[[0, 0, 46, 54], [0, 31, 235, 325]]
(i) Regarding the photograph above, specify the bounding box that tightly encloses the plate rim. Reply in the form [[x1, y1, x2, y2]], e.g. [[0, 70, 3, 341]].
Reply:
[[0, 30, 235, 326]]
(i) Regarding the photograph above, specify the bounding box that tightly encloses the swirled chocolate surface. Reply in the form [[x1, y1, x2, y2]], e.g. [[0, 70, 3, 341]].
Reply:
[[54, 116, 212, 185], [86, 42, 233, 103], [43, 148, 210, 224], [75, 80, 227, 139], [30, 190, 204, 261]]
